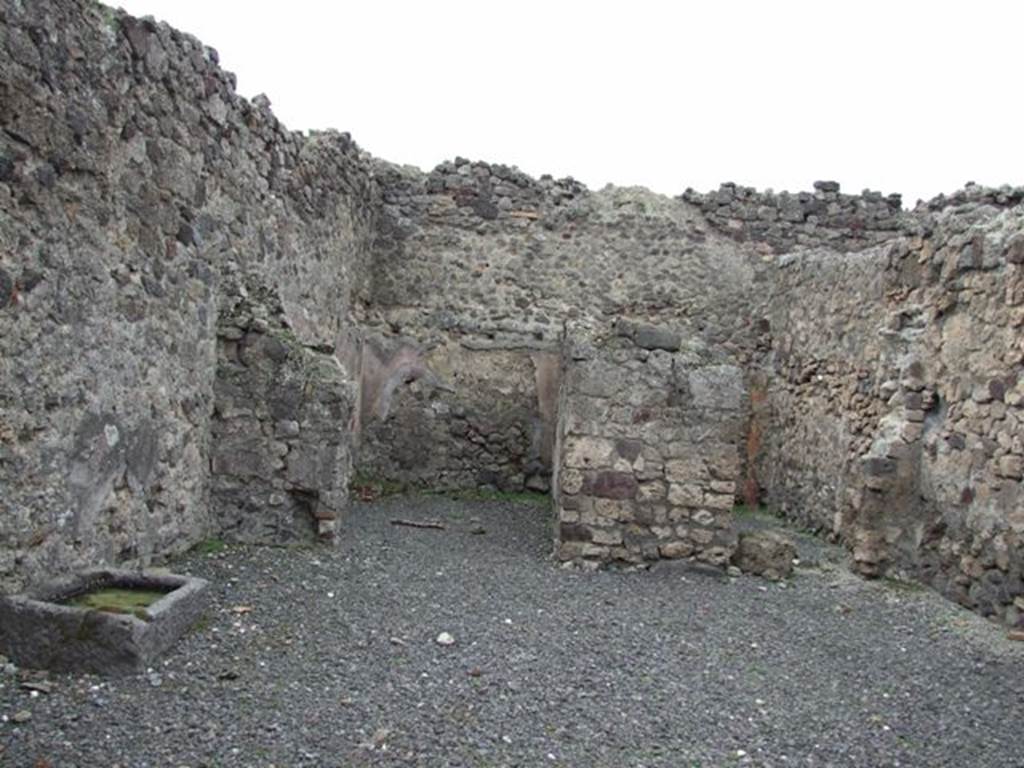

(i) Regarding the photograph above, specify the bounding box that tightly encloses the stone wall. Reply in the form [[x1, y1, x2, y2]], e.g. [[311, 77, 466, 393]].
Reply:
[[357, 158, 759, 492], [682, 181, 906, 254], [0, 0, 374, 590], [752, 190, 1024, 624], [1, 0, 1022, 628], [357, 336, 558, 492], [553, 322, 746, 567], [211, 277, 355, 544]]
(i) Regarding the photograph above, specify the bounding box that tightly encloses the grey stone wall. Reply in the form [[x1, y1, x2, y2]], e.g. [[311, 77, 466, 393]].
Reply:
[[753, 191, 1024, 624], [1, 0, 1022, 629], [369, 159, 757, 352], [211, 277, 355, 544], [356, 336, 558, 492], [358, 159, 759, 491], [682, 181, 906, 255], [0, 0, 374, 590], [553, 322, 746, 567]]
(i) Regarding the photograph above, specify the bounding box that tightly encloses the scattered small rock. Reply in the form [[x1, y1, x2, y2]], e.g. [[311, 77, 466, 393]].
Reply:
[[11, 710, 31, 724], [0, 655, 16, 676], [19, 681, 53, 695], [435, 632, 455, 647]]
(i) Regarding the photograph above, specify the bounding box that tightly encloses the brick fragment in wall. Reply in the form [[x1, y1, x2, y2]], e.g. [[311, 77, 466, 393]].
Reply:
[[582, 471, 638, 500]]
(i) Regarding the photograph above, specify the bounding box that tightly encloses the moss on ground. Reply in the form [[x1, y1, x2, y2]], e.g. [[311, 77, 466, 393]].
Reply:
[[881, 576, 927, 593], [434, 488, 549, 506], [194, 537, 228, 555], [351, 474, 550, 507]]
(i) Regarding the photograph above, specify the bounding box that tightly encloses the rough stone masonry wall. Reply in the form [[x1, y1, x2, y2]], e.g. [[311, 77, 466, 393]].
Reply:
[[357, 159, 759, 492], [0, 0, 375, 590], [682, 180, 906, 255], [357, 334, 557, 493], [2, 0, 1023, 632], [553, 321, 746, 567], [211, 276, 355, 544], [751, 186, 1024, 624]]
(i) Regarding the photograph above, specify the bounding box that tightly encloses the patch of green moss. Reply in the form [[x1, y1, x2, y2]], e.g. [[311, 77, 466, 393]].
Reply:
[[194, 537, 227, 555], [66, 587, 169, 614], [430, 488, 550, 506], [351, 471, 554, 507], [351, 473, 406, 500], [733, 504, 821, 537], [732, 503, 787, 518], [881, 576, 926, 593], [93, 1, 118, 29], [267, 325, 300, 347]]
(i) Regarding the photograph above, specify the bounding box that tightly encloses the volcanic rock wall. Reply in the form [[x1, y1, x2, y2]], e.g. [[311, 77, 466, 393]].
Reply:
[[0, 0, 374, 590], [211, 276, 355, 545], [682, 181, 906, 254], [750, 186, 1024, 624], [357, 159, 759, 492], [357, 335, 557, 493], [1, 0, 1022, 627]]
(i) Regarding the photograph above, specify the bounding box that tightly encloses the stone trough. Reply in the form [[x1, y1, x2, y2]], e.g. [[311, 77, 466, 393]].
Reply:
[[0, 568, 208, 676]]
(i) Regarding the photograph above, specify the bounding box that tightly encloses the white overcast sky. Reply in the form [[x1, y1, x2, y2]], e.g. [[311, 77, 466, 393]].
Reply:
[[113, 1, 1022, 207]]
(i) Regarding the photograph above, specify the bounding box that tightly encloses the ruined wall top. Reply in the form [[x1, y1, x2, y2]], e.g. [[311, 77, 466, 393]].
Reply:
[[373, 153, 1024, 264], [680, 181, 906, 254]]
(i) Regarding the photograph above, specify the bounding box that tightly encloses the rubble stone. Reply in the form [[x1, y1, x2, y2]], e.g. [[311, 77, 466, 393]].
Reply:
[[733, 531, 797, 581]]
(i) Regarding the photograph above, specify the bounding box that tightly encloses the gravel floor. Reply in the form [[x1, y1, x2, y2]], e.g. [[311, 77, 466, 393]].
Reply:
[[2, 496, 1022, 768]]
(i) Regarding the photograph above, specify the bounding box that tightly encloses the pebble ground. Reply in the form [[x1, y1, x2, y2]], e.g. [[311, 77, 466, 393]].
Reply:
[[1, 495, 1022, 767]]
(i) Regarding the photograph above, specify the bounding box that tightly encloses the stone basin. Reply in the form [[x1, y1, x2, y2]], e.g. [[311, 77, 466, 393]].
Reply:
[[0, 568, 208, 676]]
